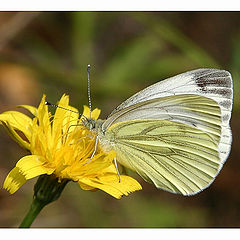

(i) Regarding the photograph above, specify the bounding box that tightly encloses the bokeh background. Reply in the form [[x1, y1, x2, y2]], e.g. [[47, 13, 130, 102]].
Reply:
[[0, 12, 239, 227]]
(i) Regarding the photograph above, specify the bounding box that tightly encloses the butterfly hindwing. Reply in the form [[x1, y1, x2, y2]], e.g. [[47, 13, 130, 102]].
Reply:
[[105, 119, 221, 195]]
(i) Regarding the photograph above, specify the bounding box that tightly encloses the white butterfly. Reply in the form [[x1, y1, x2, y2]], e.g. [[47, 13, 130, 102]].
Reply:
[[89, 68, 233, 195]]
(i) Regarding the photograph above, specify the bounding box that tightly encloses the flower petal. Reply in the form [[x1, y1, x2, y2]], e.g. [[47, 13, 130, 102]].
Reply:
[[76, 151, 116, 176], [3, 167, 27, 194], [78, 174, 142, 199], [16, 155, 55, 179], [52, 94, 70, 133], [0, 111, 32, 140], [91, 108, 101, 120], [35, 95, 53, 148], [82, 105, 101, 120], [37, 95, 51, 130], [0, 121, 30, 150], [78, 182, 95, 191], [50, 94, 80, 148], [61, 105, 79, 135], [17, 105, 38, 116]]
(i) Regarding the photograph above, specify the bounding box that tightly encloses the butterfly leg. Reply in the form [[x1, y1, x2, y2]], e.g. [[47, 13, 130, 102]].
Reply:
[[114, 157, 121, 183], [83, 135, 99, 165]]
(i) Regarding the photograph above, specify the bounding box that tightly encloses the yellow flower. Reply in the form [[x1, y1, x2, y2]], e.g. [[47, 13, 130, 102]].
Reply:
[[0, 94, 142, 199]]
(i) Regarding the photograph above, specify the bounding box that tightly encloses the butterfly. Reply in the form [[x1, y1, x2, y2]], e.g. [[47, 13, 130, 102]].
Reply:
[[74, 68, 233, 196]]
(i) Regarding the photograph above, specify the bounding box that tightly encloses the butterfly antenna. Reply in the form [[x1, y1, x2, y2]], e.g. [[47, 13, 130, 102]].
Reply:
[[87, 64, 92, 120], [45, 101, 80, 116]]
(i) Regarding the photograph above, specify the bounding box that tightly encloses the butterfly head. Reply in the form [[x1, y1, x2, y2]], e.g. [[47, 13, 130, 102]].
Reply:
[[82, 117, 104, 134], [83, 118, 96, 130]]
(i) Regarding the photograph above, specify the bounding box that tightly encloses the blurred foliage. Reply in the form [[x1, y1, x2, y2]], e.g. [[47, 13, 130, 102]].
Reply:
[[0, 12, 240, 227]]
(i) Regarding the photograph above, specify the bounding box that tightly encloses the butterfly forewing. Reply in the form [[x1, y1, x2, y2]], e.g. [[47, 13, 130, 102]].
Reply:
[[107, 69, 232, 125]]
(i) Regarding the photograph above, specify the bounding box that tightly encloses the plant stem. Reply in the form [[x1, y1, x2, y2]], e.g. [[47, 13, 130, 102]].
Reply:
[[19, 198, 45, 228], [19, 174, 69, 228]]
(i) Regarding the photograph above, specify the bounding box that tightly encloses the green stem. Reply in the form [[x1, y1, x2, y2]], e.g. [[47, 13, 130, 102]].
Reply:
[[19, 198, 45, 228], [19, 174, 69, 228]]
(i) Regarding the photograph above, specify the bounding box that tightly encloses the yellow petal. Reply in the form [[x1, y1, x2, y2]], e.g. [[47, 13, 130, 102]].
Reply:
[[36, 95, 53, 146], [0, 111, 32, 140], [78, 182, 95, 191], [50, 94, 80, 147], [37, 95, 51, 128], [78, 174, 142, 199], [0, 121, 30, 150], [78, 151, 116, 176], [16, 155, 54, 179], [61, 106, 79, 135], [82, 105, 101, 120], [52, 94, 70, 135], [18, 105, 38, 116], [3, 167, 27, 194]]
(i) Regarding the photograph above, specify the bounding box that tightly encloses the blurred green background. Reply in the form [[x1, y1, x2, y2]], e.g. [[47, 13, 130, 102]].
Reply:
[[0, 12, 240, 227]]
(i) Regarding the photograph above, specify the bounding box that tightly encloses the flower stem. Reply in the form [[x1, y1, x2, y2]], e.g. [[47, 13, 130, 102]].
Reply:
[[19, 174, 69, 228], [19, 198, 45, 228]]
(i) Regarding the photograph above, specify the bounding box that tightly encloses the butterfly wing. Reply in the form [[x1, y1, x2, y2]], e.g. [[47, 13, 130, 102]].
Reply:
[[106, 68, 232, 125], [102, 69, 233, 164], [105, 119, 221, 195], [99, 68, 233, 195]]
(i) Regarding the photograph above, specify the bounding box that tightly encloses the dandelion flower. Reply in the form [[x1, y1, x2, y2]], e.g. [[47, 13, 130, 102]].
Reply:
[[0, 94, 142, 199]]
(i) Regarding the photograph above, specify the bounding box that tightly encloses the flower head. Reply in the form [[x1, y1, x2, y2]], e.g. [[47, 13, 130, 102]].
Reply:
[[0, 94, 142, 199]]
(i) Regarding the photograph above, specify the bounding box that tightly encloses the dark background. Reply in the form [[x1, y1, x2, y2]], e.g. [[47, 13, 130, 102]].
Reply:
[[0, 12, 239, 227]]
